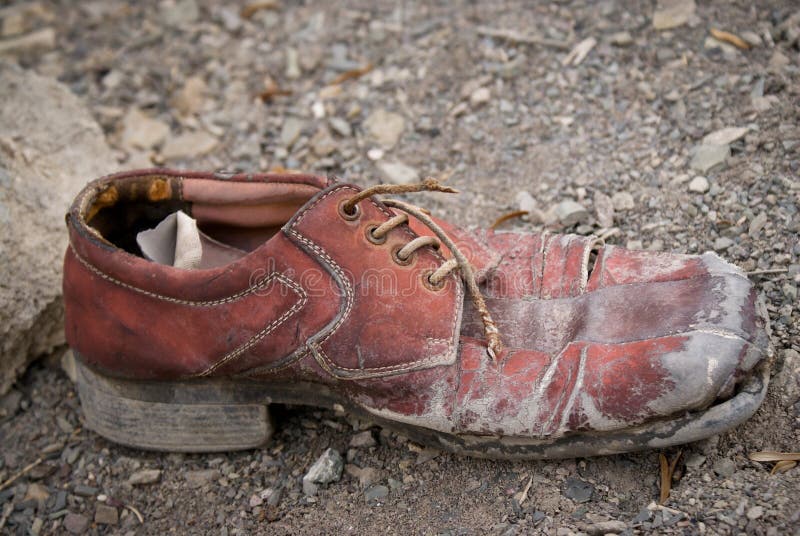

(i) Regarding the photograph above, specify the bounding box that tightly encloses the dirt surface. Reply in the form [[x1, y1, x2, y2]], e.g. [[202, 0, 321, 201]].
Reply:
[[1, 0, 799, 534]]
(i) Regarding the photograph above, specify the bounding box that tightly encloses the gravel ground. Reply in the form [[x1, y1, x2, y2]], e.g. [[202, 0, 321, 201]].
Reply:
[[1, 0, 799, 534]]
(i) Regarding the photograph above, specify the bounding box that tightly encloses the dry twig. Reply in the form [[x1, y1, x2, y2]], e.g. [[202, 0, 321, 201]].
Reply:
[[0, 457, 43, 493], [328, 63, 374, 85], [490, 210, 528, 230], [710, 28, 751, 50], [475, 26, 571, 50]]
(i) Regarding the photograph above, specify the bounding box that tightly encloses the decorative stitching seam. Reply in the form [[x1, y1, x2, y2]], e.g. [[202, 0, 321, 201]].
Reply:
[[290, 228, 459, 374], [71, 244, 299, 307], [287, 186, 463, 377], [288, 230, 353, 348], [238, 347, 312, 376], [539, 232, 550, 299], [196, 286, 307, 376], [70, 245, 308, 376]]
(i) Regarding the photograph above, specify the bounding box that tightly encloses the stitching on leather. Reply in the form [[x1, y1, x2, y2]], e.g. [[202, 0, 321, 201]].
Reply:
[[71, 244, 297, 307], [288, 230, 353, 347], [288, 185, 463, 377], [70, 245, 309, 376], [534, 231, 548, 299], [288, 228, 461, 376], [196, 283, 307, 376], [239, 347, 312, 376]]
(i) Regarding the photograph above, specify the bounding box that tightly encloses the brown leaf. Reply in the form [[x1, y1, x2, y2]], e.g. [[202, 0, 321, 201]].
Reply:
[[328, 63, 374, 85], [659, 453, 670, 504], [771, 460, 798, 475], [241, 1, 280, 19], [258, 87, 292, 102], [659, 451, 682, 504], [710, 28, 751, 50], [748, 451, 800, 462]]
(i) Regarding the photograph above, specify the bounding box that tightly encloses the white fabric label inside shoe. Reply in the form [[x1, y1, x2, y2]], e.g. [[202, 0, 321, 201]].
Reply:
[[136, 210, 203, 269]]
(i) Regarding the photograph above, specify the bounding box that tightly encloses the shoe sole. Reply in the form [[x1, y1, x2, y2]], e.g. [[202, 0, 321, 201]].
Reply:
[[67, 351, 770, 459]]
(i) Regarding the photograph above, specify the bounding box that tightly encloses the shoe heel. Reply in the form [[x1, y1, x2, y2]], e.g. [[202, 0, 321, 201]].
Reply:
[[68, 352, 274, 452]]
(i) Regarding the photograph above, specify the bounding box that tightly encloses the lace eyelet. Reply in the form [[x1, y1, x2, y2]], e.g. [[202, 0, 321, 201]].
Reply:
[[365, 224, 387, 245], [423, 271, 446, 291], [338, 199, 361, 221], [391, 245, 414, 266]]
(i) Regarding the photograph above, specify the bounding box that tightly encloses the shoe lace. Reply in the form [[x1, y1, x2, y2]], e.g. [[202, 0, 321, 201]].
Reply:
[[341, 179, 503, 360]]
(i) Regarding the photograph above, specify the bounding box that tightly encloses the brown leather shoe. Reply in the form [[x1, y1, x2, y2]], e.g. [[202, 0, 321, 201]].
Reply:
[[63, 169, 770, 459]]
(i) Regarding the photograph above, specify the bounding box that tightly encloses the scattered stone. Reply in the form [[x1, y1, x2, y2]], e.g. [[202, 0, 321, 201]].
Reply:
[[775, 349, 800, 403], [367, 148, 384, 161], [0, 27, 55, 56], [713, 458, 736, 477], [749, 212, 768, 237], [377, 161, 419, 185], [350, 431, 377, 448], [309, 127, 336, 157], [94, 504, 118, 525], [328, 117, 352, 137], [279, 117, 305, 148], [516, 191, 537, 214], [185, 469, 221, 488], [740, 31, 762, 47], [365, 484, 389, 503], [690, 145, 729, 173], [704, 36, 739, 55], [216, 7, 242, 33], [688, 176, 710, 193], [714, 237, 734, 251], [161, 131, 218, 160], [285, 47, 300, 79], [172, 76, 207, 116], [302, 448, 343, 496], [72, 484, 98, 497], [747, 505, 764, 520], [161, 0, 199, 27], [469, 87, 491, 107], [63, 513, 89, 534], [633, 508, 652, 524], [128, 469, 161, 486], [0, 62, 116, 395], [653, 0, 696, 30], [582, 519, 627, 535], [609, 31, 633, 46], [564, 477, 594, 503], [249, 493, 263, 508], [702, 127, 748, 146], [554, 200, 590, 227], [611, 191, 635, 211], [120, 108, 170, 151], [346, 464, 381, 489], [363, 109, 405, 149], [593, 191, 614, 228], [24, 483, 49, 502], [768, 50, 789, 71], [684, 453, 707, 468]]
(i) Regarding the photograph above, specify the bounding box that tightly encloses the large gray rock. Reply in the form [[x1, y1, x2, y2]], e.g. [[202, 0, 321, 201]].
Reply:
[[0, 61, 115, 395]]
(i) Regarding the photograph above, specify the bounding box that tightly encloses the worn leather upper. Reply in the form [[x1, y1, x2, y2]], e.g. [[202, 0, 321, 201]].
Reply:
[[64, 169, 769, 439]]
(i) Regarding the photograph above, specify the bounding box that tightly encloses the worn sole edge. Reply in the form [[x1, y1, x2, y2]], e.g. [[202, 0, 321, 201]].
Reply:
[[69, 351, 770, 459]]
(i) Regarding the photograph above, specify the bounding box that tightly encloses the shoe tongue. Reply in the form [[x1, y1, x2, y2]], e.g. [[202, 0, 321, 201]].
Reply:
[[136, 210, 203, 269]]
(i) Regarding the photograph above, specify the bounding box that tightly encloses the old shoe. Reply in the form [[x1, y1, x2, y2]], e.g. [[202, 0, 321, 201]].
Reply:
[[63, 169, 770, 459]]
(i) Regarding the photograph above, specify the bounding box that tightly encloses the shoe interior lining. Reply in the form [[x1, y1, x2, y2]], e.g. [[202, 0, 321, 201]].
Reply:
[[83, 174, 320, 259]]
